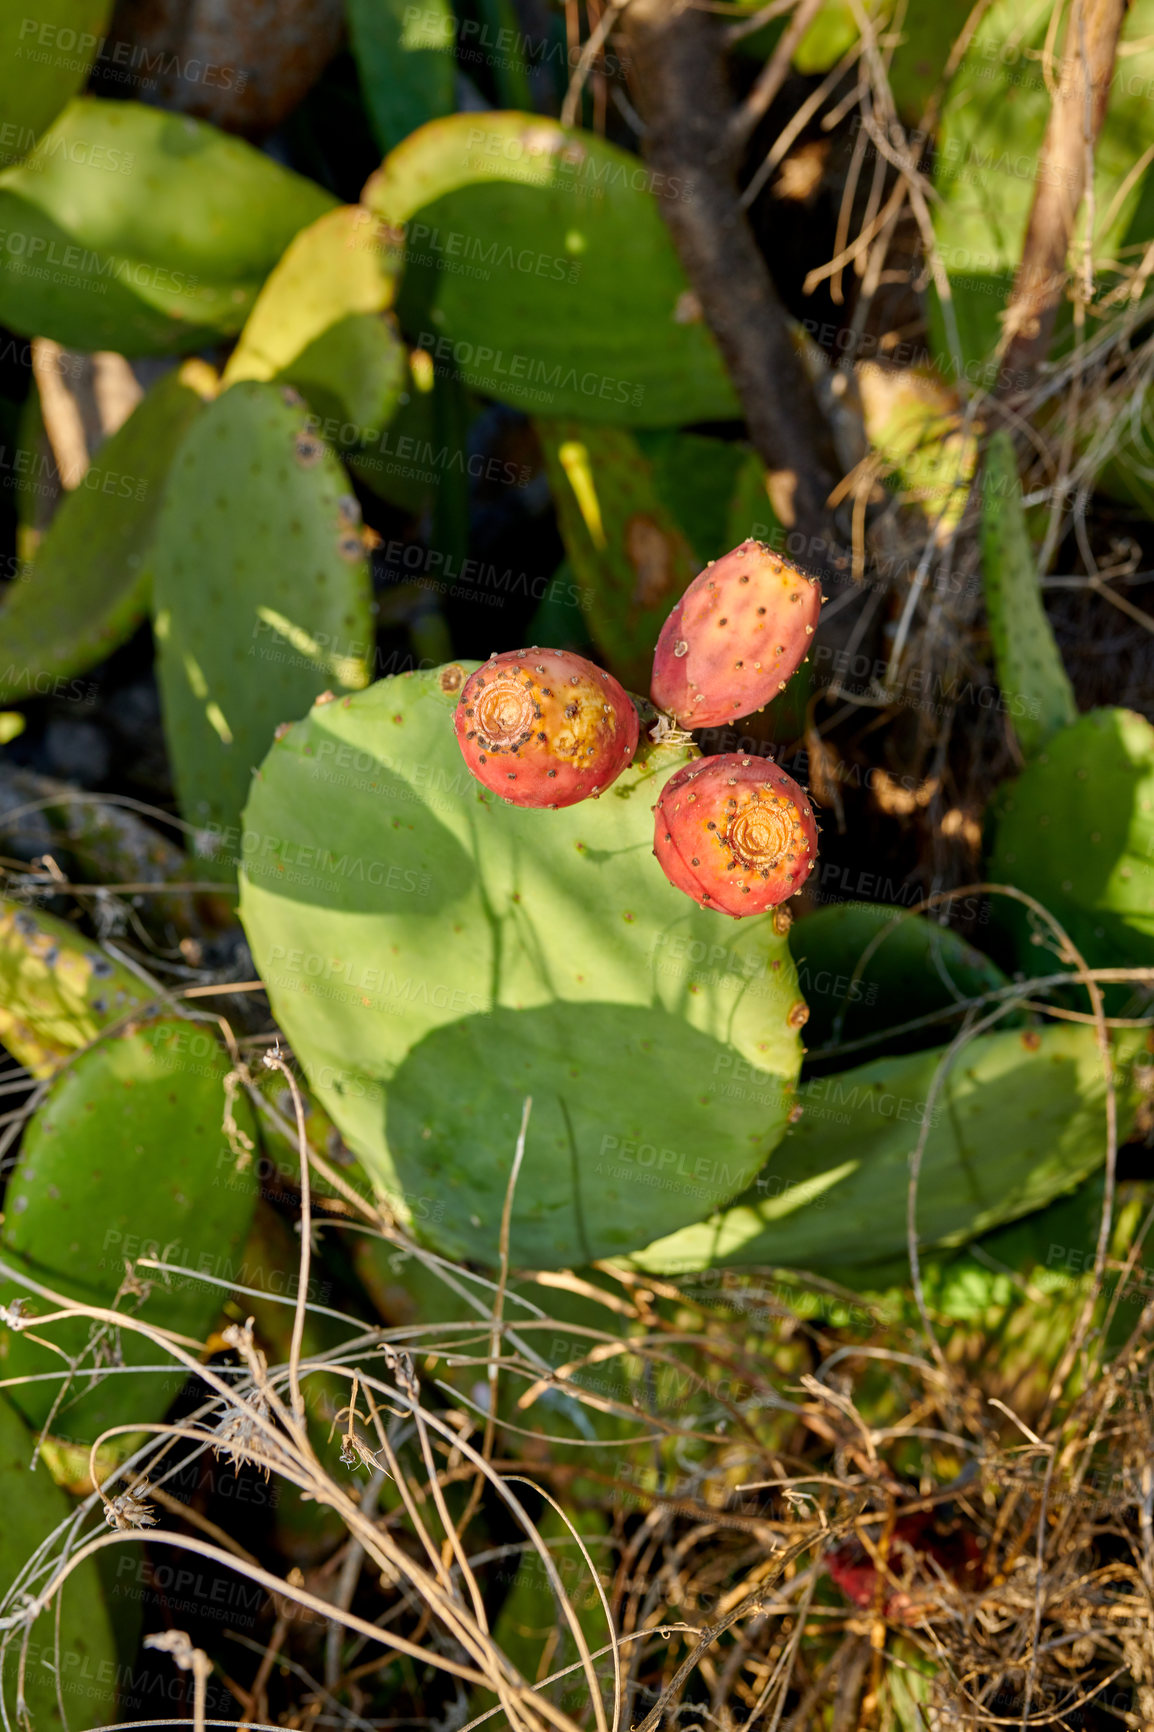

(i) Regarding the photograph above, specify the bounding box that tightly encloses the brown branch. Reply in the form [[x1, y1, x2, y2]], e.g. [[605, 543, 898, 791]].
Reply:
[[622, 0, 838, 548], [1000, 0, 1128, 389]]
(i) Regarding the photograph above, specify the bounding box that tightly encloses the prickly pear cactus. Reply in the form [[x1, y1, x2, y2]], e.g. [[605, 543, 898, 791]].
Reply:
[[0, 0, 114, 149], [152, 380, 374, 864], [0, 1017, 258, 1440], [363, 112, 740, 427], [238, 667, 806, 1267], [630, 1023, 1147, 1275], [0, 361, 215, 705], [651, 541, 822, 728], [989, 707, 1154, 979], [980, 430, 1077, 758]]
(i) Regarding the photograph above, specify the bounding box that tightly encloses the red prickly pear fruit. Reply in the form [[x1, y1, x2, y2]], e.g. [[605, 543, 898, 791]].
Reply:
[[650, 540, 822, 728], [454, 648, 639, 808], [653, 753, 818, 916]]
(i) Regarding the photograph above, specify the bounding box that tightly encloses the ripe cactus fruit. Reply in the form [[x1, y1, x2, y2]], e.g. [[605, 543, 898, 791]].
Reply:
[[654, 754, 818, 916], [650, 539, 822, 727], [454, 648, 639, 807]]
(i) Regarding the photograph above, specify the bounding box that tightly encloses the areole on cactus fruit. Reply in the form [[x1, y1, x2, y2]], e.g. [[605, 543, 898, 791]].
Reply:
[[454, 647, 639, 807], [650, 539, 822, 728], [654, 753, 818, 916]]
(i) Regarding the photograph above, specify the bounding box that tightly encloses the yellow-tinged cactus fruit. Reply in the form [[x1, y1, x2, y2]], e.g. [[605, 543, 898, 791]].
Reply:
[[654, 753, 818, 916], [454, 647, 639, 808]]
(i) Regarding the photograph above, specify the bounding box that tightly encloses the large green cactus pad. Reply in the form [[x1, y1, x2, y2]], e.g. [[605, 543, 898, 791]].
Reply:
[[364, 113, 741, 427], [791, 901, 1009, 1055], [152, 380, 374, 858], [980, 430, 1076, 758], [0, 99, 335, 353], [629, 1023, 1146, 1274], [0, 1017, 258, 1439], [238, 666, 804, 1267], [0, 1394, 118, 1731], [988, 707, 1154, 980], [223, 205, 406, 436], [0, 362, 215, 705], [0, 898, 156, 1076]]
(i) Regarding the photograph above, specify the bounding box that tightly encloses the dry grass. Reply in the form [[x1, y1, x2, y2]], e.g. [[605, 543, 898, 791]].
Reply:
[[0, 977, 1151, 1731]]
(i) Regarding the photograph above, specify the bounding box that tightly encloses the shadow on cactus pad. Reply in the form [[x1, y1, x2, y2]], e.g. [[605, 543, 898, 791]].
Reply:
[[386, 1002, 786, 1265]]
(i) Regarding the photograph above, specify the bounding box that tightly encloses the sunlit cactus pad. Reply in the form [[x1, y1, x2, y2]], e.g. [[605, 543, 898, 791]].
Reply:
[[238, 665, 806, 1266]]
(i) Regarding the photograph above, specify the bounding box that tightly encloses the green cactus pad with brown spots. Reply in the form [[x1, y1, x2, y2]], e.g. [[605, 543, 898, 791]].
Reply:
[[152, 379, 374, 869]]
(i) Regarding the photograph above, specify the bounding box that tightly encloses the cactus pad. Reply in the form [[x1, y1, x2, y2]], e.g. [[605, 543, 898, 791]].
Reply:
[[152, 379, 374, 863], [0, 898, 156, 1076], [630, 1023, 1146, 1274], [0, 1393, 118, 1730], [363, 113, 740, 427], [238, 666, 805, 1266], [791, 901, 1009, 1054], [989, 706, 1154, 978], [980, 430, 1076, 758], [0, 97, 335, 353], [0, 1017, 258, 1439], [0, 362, 215, 705]]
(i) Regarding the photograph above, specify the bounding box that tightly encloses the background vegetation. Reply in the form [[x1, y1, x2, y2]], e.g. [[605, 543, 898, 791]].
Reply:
[[0, 0, 1153, 1725]]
